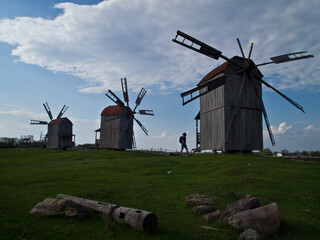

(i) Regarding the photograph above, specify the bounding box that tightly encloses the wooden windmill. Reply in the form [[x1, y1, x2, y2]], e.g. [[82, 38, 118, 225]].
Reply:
[[30, 102, 75, 149], [172, 30, 314, 152], [96, 78, 154, 150]]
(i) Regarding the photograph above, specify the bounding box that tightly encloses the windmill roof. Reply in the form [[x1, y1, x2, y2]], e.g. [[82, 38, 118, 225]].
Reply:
[[49, 117, 72, 125], [197, 61, 228, 86], [101, 105, 124, 116]]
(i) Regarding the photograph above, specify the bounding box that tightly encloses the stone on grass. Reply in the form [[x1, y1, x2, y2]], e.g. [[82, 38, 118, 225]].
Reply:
[[30, 198, 74, 216], [203, 210, 221, 222], [238, 228, 265, 240], [193, 205, 215, 215], [228, 203, 281, 235], [219, 197, 260, 224], [186, 194, 211, 207]]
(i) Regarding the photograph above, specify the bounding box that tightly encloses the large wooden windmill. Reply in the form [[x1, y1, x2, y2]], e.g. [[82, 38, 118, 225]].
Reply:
[[172, 30, 314, 152], [96, 78, 154, 150], [30, 102, 75, 149]]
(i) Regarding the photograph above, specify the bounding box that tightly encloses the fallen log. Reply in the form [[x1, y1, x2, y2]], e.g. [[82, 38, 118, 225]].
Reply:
[[57, 194, 158, 233]]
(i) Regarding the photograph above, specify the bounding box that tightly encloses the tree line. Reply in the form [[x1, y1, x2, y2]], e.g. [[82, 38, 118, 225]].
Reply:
[[263, 148, 320, 157]]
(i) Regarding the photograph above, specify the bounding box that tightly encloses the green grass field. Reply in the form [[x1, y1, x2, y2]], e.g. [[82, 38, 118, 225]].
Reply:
[[0, 149, 319, 240]]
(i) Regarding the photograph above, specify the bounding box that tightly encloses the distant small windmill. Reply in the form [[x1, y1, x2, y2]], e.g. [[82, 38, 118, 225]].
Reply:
[[172, 30, 314, 152], [96, 78, 154, 150], [30, 102, 75, 149]]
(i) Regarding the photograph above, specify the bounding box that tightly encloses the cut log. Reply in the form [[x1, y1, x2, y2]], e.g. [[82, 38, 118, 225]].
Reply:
[[57, 194, 158, 233]]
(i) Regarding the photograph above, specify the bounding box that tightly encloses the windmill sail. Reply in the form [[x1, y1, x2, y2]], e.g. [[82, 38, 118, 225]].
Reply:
[[30, 120, 48, 125], [181, 75, 226, 105], [43, 102, 53, 120], [106, 90, 125, 107], [134, 117, 148, 136], [172, 30, 222, 60], [57, 105, 68, 119], [133, 88, 147, 112], [121, 78, 129, 107], [139, 110, 154, 116], [257, 51, 314, 66]]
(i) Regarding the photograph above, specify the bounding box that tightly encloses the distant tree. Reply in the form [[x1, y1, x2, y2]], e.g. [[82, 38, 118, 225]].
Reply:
[[301, 151, 308, 156], [310, 151, 320, 157], [293, 150, 300, 156], [281, 149, 290, 156], [0, 137, 18, 148], [263, 148, 272, 156]]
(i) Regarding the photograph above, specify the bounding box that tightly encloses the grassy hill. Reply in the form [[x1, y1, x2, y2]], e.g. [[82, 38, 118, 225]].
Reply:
[[0, 149, 319, 240]]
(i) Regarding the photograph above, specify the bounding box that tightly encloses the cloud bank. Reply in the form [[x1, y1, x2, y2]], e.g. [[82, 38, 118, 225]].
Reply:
[[0, 0, 319, 94]]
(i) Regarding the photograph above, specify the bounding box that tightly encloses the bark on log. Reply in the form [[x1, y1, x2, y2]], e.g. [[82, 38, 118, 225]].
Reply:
[[57, 194, 158, 233]]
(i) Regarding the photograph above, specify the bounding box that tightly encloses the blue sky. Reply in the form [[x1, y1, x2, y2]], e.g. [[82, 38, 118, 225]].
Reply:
[[0, 0, 319, 152]]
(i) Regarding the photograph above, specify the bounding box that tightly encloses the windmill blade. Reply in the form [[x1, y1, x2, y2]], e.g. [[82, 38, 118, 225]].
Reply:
[[43, 102, 53, 120], [181, 75, 226, 105], [30, 120, 48, 125], [105, 90, 125, 107], [134, 116, 148, 136], [172, 30, 243, 69], [254, 76, 305, 113], [225, 72, 247, 144], [121, 78, 129, 107], [248, 42, 254, 60], [138, 110, 154, 116], [132, 131, 137, 149], [261, 104, 276, 146], [133, 88, 147, 112], [237, 38, 247, 61], [172, 30, 222, 60], [257, 51, 314, 66], [250, 73, 276, 146], [57, 105, 68, 119]]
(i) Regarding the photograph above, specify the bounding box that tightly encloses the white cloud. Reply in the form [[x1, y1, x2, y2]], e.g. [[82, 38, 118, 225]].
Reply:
[[0, 108, 47, 119], [270, 122, 293, 135], [0, 0, 319, 95], [303, 125, 315, 131], [263, 121, 320, 151]]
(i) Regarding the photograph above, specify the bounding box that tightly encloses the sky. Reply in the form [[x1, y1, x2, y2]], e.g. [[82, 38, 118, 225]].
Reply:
[[0, 0, 319, 152]]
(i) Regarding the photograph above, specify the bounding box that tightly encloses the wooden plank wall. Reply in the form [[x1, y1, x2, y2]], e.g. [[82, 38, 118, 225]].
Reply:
[[199, 58, 263, 151], [99, 113, 133, 149]]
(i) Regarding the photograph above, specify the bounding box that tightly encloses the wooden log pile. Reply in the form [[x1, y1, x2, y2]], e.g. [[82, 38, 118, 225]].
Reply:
[[30, 194, 158, 233]]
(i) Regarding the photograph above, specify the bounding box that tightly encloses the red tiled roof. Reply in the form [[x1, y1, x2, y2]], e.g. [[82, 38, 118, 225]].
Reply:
[[49, 117, 70, 125], [101, 105, 123, 116], [197, 61, 228, 86]]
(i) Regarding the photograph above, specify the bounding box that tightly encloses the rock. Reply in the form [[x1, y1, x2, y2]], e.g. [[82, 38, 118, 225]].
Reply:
[[238, 228, 265, 240], [186, 194, 211, 207], [193, 205, 215, 215], [219, 197, 260, 224], [30, 198, 74, 216], [228, 203, 281, 235], [203, 210, 221, 222]]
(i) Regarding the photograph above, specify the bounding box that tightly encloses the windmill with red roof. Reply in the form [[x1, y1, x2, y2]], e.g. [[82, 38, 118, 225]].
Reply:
[[172, 30, 314, 152], [30, 102, 75, 149], [95, 78, 154, 150]]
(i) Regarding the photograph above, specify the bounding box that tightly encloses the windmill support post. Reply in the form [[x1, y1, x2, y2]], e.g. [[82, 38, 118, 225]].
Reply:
[[56, 194, 158, 233]]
